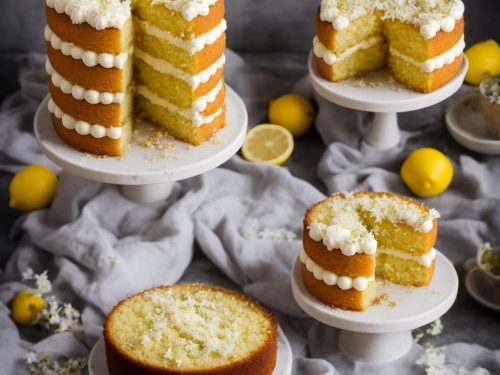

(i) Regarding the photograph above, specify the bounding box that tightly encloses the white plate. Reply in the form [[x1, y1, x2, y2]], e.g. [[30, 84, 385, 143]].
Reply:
[[309, 52, 468, 113], [88, 326, 292, 375], [291, 250, 458, 333], [465, 267, 500, 313], [446, 94, 500, 155], [34, 86, 248, 185]]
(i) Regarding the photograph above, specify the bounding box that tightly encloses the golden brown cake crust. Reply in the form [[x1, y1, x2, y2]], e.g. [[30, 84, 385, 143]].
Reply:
[[301, 263, 368, 311], [49, 82, 127, 127], [52, 114, 125, 156], [103, 284, 277, 375], [45, 6, 126, 53], [191, 0, 225, 36]]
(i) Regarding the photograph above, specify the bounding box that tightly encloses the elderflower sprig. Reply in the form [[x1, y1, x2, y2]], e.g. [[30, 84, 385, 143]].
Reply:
[[25, 352, 86, 375], [20, 268, 81, 333]]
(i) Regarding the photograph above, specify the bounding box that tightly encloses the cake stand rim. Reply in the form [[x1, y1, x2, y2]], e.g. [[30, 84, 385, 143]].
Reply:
[[291, 249, 459, 333], [34, 85, 247, 185], [88, 325, 293, 375], [308, 51, 468, 113]]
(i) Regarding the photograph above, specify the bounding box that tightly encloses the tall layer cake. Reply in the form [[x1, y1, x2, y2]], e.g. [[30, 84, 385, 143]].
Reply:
[[313, 0, 465, 92], [301, 192, 439, 311], [44, 0, 226, 156]]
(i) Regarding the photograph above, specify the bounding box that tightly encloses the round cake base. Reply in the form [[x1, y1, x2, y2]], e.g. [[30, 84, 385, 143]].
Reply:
[[34, 86, 248, 203], [291, 250, 458, 364], [89, 325, 292, 375]]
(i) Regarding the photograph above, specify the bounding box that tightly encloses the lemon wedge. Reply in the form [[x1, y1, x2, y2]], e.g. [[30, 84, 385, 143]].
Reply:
[[241, 124, 294, 165]]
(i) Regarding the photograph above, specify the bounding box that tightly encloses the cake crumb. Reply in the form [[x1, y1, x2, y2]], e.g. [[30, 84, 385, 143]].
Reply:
[[352, 78, 367, 88], [373, 293, 396, 307], [211, 137, 222, 145]]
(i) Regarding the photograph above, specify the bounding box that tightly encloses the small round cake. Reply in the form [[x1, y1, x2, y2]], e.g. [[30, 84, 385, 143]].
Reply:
[[104, 284, 277, 375], [479, 74, 500, 140]]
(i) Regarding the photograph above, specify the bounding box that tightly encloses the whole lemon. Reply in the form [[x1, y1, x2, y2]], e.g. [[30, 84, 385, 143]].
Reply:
[[465, 39, 500, 85], [401, 148, 453, 198], [269, 94, 315, 137], [9, 165, 58, 212], [11, 290, 45, 326]]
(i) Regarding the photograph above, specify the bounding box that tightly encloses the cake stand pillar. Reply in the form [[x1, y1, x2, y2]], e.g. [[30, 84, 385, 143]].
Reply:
[[365, 112, 401, 149], [120, 182, 174, 203], [339, 330, 413, 363]]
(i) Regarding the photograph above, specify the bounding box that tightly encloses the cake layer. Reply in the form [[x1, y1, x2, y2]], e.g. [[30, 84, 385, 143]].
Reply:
[[134, 18, 226, 74], [134, 51, 224, 108], [303, 234, 375, 278], [388, 53, 463, 93], [104, 284, 277, 374], [317, 11, 383, 55], [134, 0, 224, 38], [50, 114, 132, 156], [47, 46, 133, 93], [301, 263, 377, 311], [136, 95, 225, 146], [45, 5, 132, 54], [314, 36, 386, 82], [376, 252, 436, 286], [384, 17, 464, 62]]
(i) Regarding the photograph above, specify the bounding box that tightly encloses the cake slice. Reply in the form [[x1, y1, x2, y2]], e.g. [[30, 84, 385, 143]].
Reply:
[[104, 284, 277, 375]]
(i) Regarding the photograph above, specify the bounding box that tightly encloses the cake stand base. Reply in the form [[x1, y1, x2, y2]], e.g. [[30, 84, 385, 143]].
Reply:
[[291, 250, 458, 364], [34, 86, 248, 203], [366, 112, 400, 149], [120, 182, 174, 204], [339, 330, 412, 364]]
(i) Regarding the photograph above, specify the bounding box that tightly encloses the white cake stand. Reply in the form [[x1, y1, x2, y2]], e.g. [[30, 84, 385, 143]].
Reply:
[[34, 86, 247, 203], [291, 250, 458, 364], [88, 325, 293, 375], [309, 53, 468, 149]]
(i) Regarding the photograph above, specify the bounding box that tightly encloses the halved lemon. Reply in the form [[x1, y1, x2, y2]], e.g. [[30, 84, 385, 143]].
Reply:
[[241, 124, 294, 165]]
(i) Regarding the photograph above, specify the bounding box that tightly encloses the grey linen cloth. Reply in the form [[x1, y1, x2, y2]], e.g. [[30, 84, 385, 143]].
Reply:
[[0, 49, 499, 375]]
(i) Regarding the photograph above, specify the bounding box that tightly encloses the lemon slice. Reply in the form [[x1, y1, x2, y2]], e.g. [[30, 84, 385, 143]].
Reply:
[[241, 124, 294, 165]]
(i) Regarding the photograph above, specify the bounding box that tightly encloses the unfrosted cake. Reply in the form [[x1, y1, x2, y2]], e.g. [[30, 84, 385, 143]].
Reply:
[[45, 0, 226, 156], [313, 0, 465, 92], [104, 284, 277, 375], [300, 191, 439, 311]]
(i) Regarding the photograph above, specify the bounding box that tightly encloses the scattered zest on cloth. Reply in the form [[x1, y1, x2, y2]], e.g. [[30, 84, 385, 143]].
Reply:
[[243, 218, 297, 241], [26, 352, 86, 375]]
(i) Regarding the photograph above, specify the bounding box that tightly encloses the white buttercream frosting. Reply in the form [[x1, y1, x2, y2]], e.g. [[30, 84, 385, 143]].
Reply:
[[135, 49, 225, 89], [150, 0, 218, 21], [319, 0, 464, 39], [390, 35, 465, 72], [300, 248, 374, 291], [139, 19, 226, 55], [48, 97, 122, 139], [46, 59, 123, 105], [379, 248, 437, 267], [44, 26, 129, 69], [46, 0, 131, 30], [313, 35, 381, 65], [136, 84, 223, 127]]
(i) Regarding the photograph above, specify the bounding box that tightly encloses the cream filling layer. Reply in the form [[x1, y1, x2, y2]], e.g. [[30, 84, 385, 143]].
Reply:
[[378, 248, 436, 267], [389, 36, 465, 73], [48, 97, 122, 139], [313, 35, 381, 65], [135, 49, 225, 89], [46, 59, 124, 105], [139, 19, 227, 55], [300, 248, 375, 291], [44, 26, 129, 69], [137, 85, 223, 127]]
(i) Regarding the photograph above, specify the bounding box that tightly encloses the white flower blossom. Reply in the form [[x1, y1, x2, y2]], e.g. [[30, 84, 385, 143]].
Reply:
[[25, 352, 86, 375], [22, 268, 35, 281]]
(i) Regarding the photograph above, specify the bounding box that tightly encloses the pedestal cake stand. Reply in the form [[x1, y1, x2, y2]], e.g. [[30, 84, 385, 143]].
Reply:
[[34, 86, 247, 203], [291, 250, 458, 364], [309, 53, 468, 149]]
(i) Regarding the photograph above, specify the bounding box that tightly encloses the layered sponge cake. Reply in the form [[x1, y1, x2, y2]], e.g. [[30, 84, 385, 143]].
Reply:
[[104, 284, 277, 375], [44, 0, 226, 156], [301, 192, 439, 311], [314, 0, 465, 92]]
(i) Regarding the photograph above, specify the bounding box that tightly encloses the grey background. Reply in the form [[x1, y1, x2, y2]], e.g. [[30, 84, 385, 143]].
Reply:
[[0, 0, 499, 364]]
